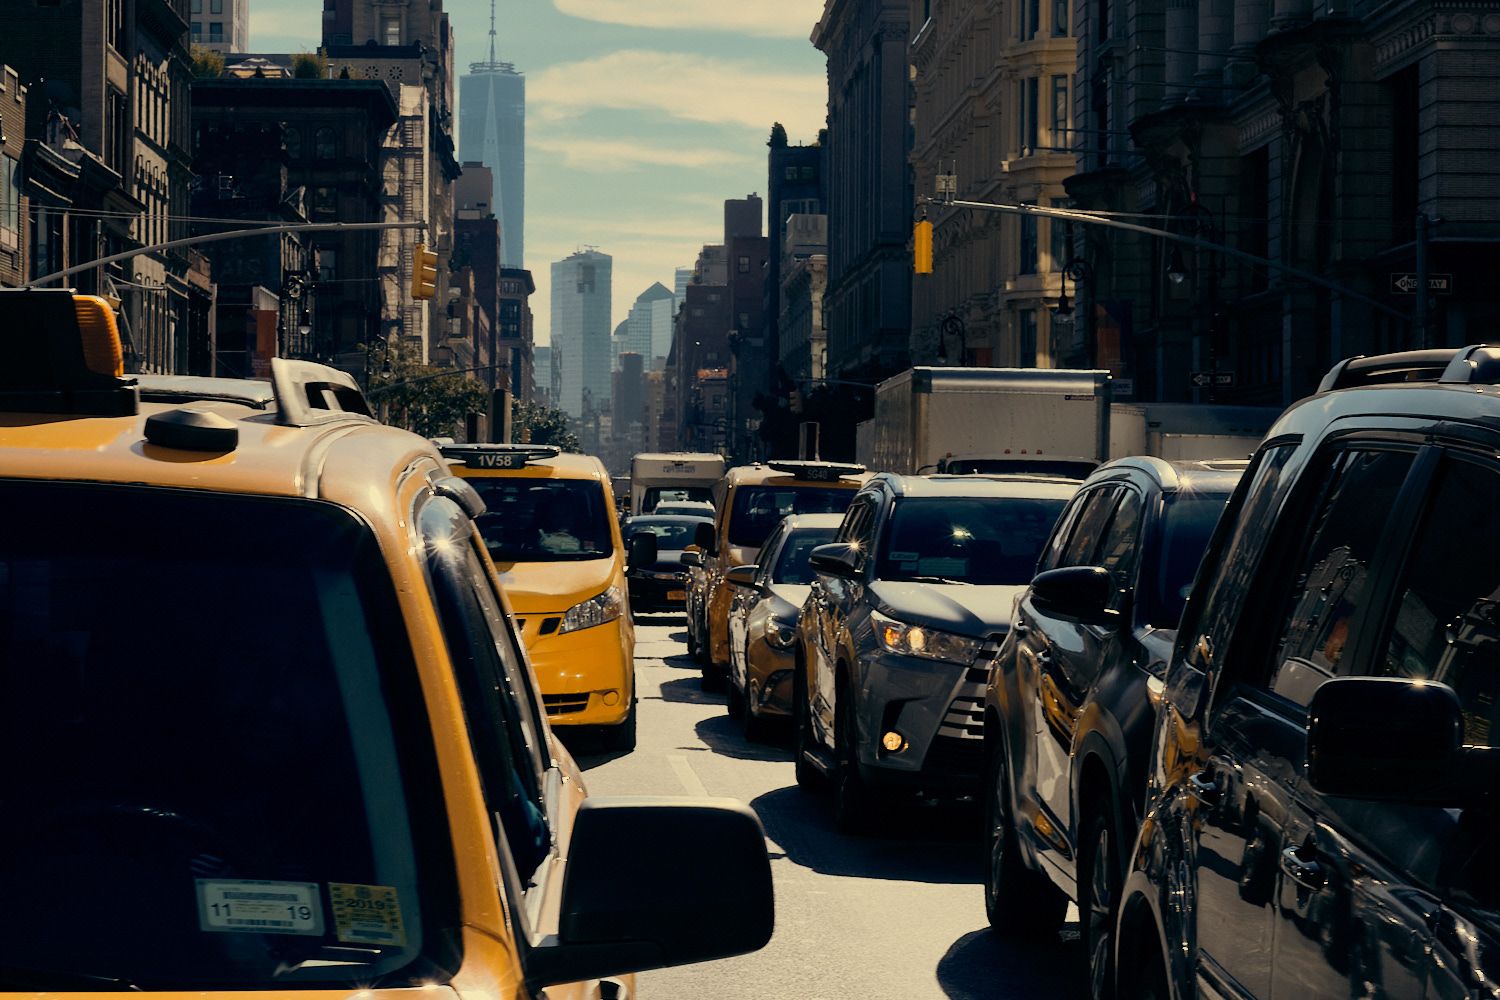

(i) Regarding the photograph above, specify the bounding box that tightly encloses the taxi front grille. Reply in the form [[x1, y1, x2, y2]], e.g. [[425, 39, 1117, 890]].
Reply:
[[514, 617, 564, 636], [543, 693, 590, 715]]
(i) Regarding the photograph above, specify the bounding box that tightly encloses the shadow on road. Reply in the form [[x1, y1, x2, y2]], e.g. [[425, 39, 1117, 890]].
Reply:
[[935, 927, 1082, 999], [693, 714, 792, 763], [747, 783, 986, 884], [558, 740, 630, 772], [653, 676, 722, 706], [657, 652, 701, 672]]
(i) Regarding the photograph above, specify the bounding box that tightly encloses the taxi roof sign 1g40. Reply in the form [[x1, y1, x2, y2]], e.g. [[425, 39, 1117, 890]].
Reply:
[[767, 460, 866, 482], [437, 443, 563, 470]]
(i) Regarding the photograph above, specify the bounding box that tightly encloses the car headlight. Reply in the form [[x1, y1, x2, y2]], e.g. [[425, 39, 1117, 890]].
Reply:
[[560, 586, 625, 634], [766, 617, 798, 650], [871, 610, 980, 666]]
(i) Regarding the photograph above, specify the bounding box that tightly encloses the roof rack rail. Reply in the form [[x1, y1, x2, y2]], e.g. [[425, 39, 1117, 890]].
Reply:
[[1439, 345, 1500, 385], [435, 441, 563, 470], [271, 358, 373, 427], [1317, 349, 1460, 393], [137, 375, 275, 410]]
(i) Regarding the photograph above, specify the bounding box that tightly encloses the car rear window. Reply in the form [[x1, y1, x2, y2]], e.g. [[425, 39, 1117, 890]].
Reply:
[[625, 517, 708, 549], [471, 477, 614, 562], [0, 482, 456, 990], [877, 497, 1068, 585], [728, 485, 855, 548], [773, 527, 839, 584]]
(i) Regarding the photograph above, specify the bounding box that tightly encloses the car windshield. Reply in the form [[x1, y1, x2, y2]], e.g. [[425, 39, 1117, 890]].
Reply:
[[644, 486, 713, 511], [728, 485, 855, 548], [1145, 491, 1231, 627], [773, 527, 839, 584], [471, 477, 614, 562], [0, 482, 455, 990], [944, 458, 1097, 479], [877, 497, 1068, 585], [625, 517, 709, 549]]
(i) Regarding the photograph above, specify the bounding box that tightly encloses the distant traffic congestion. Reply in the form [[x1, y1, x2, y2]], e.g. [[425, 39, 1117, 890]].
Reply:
[[5, 288, 1500, 999]]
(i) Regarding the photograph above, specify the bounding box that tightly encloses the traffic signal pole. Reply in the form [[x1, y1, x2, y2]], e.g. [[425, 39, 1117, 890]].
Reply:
[[25, 220, 429, 289]]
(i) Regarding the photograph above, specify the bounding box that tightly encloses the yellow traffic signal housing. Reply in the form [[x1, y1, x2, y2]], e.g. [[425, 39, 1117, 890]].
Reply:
[[411, 243, 440, 300], [914, 219, 933, 275]]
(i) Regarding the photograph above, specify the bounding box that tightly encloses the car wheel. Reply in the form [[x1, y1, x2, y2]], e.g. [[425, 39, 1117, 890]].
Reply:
[[794, 664, 822, 790], [599, 697, 637, 753], [984, 750, 1068, 935], [1119, 925, 1172, 1000], [832, 685, 875, 835], [726, 669, 745, 719], [1081, 808, 1122, 1000], [742, 681, 772, 743]]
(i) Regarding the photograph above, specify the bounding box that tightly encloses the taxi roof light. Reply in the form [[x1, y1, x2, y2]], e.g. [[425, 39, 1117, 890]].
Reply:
[[74, 295, 125, 378], [766, 459, 866, 482], [0, 289, 138, 417], [436, 442, 564, 470]]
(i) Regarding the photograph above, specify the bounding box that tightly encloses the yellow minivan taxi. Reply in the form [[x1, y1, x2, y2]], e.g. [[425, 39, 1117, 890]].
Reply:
[[0, 289, 772, 999], [439, 443, 641, 749], [698, 460, 868, 686]]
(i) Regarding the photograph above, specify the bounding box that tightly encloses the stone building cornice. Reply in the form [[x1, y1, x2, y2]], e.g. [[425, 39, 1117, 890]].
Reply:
[[1372, 4, 1500, 72]]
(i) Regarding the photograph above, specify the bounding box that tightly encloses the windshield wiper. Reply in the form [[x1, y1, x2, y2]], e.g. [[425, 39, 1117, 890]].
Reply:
[[274, 945, 388, 976], [0, 967, 143, 991], [896, 574, 971, 585]]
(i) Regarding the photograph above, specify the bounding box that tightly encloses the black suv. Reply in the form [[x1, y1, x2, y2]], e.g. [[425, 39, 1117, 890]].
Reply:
[[982, 458, 1242, 998], [796, 473, 1078, 831], [1116, 347, 1500, 1000]]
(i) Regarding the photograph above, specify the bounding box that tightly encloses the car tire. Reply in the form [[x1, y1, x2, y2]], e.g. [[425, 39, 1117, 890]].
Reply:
[[726, 671, 745, 719], [700, 663, 725, 692], [1118, 926, 1171, 1000], [1080, 806, 1123, 1000], [600, 697, 638, 753], [984, 750, 1068, 935], [833, 685, 876, 835], [794, 664, 822, 790], [742, 681, 772, 743]]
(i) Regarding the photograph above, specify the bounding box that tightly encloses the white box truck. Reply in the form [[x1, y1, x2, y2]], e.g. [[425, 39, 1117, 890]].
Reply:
[[1108, 402, 1281, 462], [630, 453, 727, 514], [870, 367, 1112, 477]]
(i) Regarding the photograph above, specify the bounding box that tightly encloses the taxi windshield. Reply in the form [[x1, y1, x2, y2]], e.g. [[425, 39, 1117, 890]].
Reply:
[[471, 478, 614, 562], [877, 497, 1068, 585], [772, 527, 839, 585], [0, 482, 456, 990], [728, 485, 855, 548]]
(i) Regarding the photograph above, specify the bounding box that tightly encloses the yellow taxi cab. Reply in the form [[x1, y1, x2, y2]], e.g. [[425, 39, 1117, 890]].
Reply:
[[0, 289, 772, 998], [696, 460, 867, 688], [436, 443, 647, 750]]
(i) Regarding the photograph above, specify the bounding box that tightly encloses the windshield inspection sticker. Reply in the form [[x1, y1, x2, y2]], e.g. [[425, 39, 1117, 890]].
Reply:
[[329, 883, 406, 947], [197, 879, 324, 937]]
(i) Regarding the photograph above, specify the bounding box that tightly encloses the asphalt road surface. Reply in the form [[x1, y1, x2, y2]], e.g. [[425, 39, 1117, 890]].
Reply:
[[569, 614, 1084, 1000]]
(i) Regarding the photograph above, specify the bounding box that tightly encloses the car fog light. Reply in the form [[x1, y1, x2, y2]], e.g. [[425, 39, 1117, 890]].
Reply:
[[602, 690, 621, 707], [882, 730, 906, 752]]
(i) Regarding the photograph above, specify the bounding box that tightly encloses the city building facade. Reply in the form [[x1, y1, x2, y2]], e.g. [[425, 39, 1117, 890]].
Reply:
[[498, 266, 535, 407], [189, 0, 248, 51], [0, 66, 28, 289], [624, 281, 676, 369], [725, 194, 769, 461], [780, 213, 830, 383], [765, 127, 824, 375], [671, 244, 732, 449], [813, 0, 913, 383], [550, 248, 612, 419]]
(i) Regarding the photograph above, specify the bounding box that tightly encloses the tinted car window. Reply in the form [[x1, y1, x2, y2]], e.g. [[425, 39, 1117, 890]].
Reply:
[[471, 478, 613, 562], [624, 518, 706, 549], [877, 497, 1068, 585], [730, 486, 853, 548], [1378, 455, 1500, 747], [1268, 448, 1415, 706], [1061, 486, 1121, 567], [773, 527, 840, 584], [643, 486, 712, 511], [1096, 488, 1144, 610], [1144, 491, 1231, 628], [0, 483, 456, 989]]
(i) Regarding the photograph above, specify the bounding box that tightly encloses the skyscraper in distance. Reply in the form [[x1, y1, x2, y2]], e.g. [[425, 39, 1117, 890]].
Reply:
[[550, 249, 612, 419], [459, 0, 525, 268]]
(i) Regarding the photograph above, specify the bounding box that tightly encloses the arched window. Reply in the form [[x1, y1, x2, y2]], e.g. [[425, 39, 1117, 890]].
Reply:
[[284, 126, 302, 159], [315, 127, 337, 160]]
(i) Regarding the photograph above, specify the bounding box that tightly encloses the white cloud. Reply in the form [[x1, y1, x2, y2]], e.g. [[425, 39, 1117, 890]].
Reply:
[[531, 136, 753, 171], [530, 50, 826, 138], [552, 0, 824, 38]]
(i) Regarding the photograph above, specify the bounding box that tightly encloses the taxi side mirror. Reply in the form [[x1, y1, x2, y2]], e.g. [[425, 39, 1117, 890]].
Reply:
[[627, 532, 658, 572], [680, 550, 704, 568], [693, 521, 718, 556], [523, 798, 774, 993]]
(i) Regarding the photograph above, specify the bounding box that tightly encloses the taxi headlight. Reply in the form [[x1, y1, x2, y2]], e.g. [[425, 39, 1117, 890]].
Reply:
[[560, 586, 625, 634], [766, 617, 799, 650], [870, 610, 980, 666]]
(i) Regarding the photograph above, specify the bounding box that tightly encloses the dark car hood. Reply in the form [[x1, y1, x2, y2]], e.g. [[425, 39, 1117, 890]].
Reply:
[[868, 581, 1027, 638]]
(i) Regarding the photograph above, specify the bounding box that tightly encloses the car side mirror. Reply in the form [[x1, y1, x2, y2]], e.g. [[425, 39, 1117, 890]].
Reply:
[[627, 532, 658, 572], [1305, 677, 1487, 805], [523, 798, 774, 993], [694, 521, 718, 556], [726, 565, 759, 589], [679, 549, 704, 568], [808, 542, 862, 579], [1030, 566, 1117, 625]]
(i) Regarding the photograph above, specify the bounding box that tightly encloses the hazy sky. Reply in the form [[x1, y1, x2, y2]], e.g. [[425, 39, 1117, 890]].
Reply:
[[249, 0, 829, 344]]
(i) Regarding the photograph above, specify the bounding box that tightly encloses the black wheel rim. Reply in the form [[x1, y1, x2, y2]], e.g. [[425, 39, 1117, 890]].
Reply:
[[986, 768, 1007, 910], [1087, 823, 1115, 1000]]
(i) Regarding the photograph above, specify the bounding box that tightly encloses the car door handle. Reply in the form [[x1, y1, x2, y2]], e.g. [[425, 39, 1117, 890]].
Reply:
[[1281, 846, 1326, 891], [1186, 770, 1219, 805]]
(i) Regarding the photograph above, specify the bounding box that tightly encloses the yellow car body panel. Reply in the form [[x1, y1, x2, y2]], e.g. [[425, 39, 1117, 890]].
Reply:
[[448, 454, 637, 728]]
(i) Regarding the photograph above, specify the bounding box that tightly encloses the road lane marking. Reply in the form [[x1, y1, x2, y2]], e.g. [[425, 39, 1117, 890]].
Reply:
[[667, 754, 709, 797]]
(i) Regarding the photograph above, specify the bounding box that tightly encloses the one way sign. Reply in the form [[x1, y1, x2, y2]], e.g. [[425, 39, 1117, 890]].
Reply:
[[1390, 273, 1453, 295], [1190, 371, 1236, 389]]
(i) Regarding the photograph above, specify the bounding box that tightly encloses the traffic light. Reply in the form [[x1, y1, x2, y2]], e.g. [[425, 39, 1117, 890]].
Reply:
[[411, 243, 439, 300], [914, 219, 933, 275]]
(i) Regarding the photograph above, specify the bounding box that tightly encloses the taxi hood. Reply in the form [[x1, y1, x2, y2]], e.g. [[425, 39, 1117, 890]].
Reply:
[[494, 557, 619, 613], [868, 581, 1025, 639]]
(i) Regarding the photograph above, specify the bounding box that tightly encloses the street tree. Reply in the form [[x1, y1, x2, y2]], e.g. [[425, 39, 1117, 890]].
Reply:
[[367, 339, 490, 440], [511, 400, 581, 452]]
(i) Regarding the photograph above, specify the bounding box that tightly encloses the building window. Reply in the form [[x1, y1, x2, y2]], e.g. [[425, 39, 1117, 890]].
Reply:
[[1019, 78, 1039, 153], [1049, 199, 1072, 269], [737, 255, 750, 273], [1054, 0, 1069, 35], [315, 127, 337, 160], [284, 127, 302, 159], [383, 17, 401, 45], [190, 0, 201, 11], [1019, 202, 1038, 275], [1020, 0, 1041, 38], [0, 156, 19, 250], [1051, 75, 1069, 144], [191, 21, 201, 40], [312, 186, 336, 219], [1098, 0, 1110, 40], [1019, 310, 1038, 367], [210, 0, 221, 11], [208, 21, 223, 42], [317, 247, 337, 282]]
